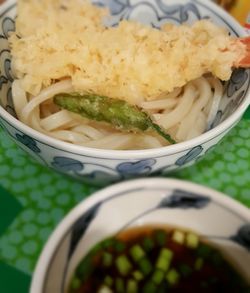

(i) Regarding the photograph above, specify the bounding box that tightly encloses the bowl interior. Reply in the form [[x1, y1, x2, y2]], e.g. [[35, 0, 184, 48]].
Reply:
[[0, 0, 249, 135], [30, 178, 250, 293]]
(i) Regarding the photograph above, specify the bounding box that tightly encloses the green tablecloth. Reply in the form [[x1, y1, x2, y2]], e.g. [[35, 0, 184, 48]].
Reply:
[[0, 107, 249, 292]]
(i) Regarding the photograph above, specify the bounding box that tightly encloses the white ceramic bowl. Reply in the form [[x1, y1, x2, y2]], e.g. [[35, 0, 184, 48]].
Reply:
[[0, 0, 250, 185], [30, 178, 250, 293]]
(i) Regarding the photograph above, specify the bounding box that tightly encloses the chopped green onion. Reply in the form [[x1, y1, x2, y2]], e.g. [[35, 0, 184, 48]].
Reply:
[[130, 245, 145, 262], [91, 243, 103, 254], [194, 258, 204, 270], [197, 245, 212, 258], [104, 276, 113, 287], [142, 237, 154, 252], [126, 279, 138, 293], [156, 248, 173, 271], [98, 285, 114, 293], [103, 252, 113, 267], [142, 281, 157, 293], [186, 232, 199, 249], [71, 276, 81, 290], [102, 238, 115, 249], [116, 255, 132, 276], [138, 258, 153, 276], [155, 230, 167, 246], [114, 240, 126, 253], [152, 270, 165, 285], [179, 264, 192, 277], [156, 255, 171, 272], [76, 255, 92, 279], [160, 248, 173, 261], [115, 278, 125, 293], [172, 230, 185, 244], [166, 269, 180, 285], [133, 270, 144, 281]]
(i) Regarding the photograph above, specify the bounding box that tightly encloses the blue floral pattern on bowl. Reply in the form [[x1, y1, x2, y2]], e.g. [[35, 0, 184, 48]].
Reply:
[[231, 224, 250, 251], [52, 157, 84, 173], [51, 156, 123, 185], [117, 159, 156, 177], [227, 69, 248, 97], [1, 16, 15, 37], [175, 145, 203, 166], [95, 0, 204, 25], [15, 133, 41, 153]]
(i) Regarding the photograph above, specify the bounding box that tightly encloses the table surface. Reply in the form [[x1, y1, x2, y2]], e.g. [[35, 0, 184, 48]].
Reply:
[[0, 0, 249, 292]]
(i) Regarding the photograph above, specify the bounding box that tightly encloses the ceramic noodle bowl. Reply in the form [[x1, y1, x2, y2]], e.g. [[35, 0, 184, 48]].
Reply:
[[0, 0, 249, 185], [30, 178, 250, 292]]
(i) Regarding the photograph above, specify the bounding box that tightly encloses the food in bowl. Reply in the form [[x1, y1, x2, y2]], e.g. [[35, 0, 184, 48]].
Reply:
[[68, 226, 250, 293], [0, 0, 250, 182], [30, 178, 250, 293], [8, 0, 250, 150]]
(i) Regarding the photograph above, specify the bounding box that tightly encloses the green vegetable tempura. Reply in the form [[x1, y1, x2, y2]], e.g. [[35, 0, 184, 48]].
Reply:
[[54, 93, 176, 144]]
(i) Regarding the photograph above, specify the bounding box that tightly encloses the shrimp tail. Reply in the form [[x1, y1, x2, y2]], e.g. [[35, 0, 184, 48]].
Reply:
[[234, 36, 250, 68]]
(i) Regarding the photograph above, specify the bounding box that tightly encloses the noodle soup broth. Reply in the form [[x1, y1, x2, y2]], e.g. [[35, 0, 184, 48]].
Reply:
[[68, 226, 250, 293]]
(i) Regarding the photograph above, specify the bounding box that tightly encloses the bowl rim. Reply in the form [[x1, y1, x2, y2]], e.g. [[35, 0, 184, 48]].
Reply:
[[0, 0, 249, 159], [30, 177, 250, 293]]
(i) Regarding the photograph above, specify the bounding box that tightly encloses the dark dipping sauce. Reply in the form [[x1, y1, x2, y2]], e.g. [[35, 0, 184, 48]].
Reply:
[[68, 226, 250, 293]]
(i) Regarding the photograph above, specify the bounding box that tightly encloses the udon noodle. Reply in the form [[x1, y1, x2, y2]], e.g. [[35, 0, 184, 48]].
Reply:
[[9, 0, 244, 150], [12, 76, 223, 150]]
